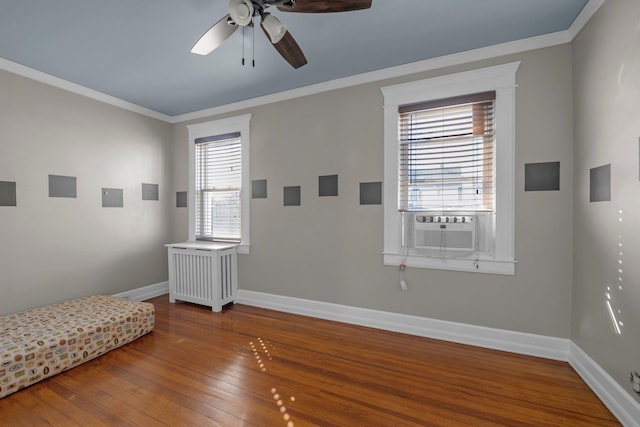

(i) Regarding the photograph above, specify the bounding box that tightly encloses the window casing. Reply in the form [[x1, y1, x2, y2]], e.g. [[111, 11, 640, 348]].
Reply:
[[382, 63, 519, 275], [187, 115, 251, 254]]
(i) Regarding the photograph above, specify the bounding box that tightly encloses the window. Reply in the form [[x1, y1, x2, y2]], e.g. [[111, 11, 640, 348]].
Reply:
[[399, 91, 495, 213], [187, 114, 251, 254], [382, 63, 519, 274], [195, 132, 242, 241]]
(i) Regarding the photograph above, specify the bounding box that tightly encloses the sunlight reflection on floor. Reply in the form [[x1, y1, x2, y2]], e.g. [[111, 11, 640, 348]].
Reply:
[[250, 338, 296, 427]]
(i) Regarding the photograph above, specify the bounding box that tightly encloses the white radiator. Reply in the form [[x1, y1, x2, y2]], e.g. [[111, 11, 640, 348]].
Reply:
[[166, 242, 238, 312]]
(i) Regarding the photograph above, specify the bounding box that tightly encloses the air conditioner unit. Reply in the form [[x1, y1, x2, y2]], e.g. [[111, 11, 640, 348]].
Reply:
[[412, 214, 476, 252]]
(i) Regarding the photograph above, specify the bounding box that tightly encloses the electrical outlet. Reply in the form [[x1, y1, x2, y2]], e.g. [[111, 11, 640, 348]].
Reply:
[[630, 371, 640, 394]]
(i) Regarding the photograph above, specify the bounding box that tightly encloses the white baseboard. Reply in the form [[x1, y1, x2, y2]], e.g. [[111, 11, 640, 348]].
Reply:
[[569, 343, 640, 427], [236, 289, 569, 361], [238, 290, 640, 425], [113, 285, 637, 425], [112, 281, 169, 302]]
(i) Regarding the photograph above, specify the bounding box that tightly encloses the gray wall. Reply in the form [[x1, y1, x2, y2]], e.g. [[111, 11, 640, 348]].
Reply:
[[2, 2, 637, 406], [572, 0, 640, 403], [0, 70, 173, 315], [172, 44, 575, 339]]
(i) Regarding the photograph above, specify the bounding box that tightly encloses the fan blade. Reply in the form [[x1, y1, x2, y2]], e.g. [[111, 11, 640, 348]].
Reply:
[[191, 14, 238, 55], [277, 0, 372, 13], [261, 26, 307, 69]]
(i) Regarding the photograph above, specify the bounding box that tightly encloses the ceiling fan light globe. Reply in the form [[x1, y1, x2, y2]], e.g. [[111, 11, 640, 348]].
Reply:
[[229, 0, 254, 26], [262, 14, 287, 43]]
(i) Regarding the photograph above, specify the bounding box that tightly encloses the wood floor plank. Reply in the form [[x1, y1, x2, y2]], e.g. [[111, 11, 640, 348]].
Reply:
[[0, 295, 621, 426], [43, 379, 132, 427], [51, 366, 167, 427], [0, 396, 50, 427]]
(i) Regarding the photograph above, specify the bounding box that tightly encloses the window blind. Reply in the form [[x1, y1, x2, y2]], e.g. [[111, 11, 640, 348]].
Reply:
[[398, 91, 495, 212], [195, 132, 242, 241]]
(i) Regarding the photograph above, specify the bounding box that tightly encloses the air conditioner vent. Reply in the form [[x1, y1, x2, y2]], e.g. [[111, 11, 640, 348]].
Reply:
[[412, 214, 475, 252]]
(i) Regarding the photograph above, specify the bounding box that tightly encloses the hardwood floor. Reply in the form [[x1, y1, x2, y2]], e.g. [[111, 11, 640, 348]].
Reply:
[[1, 295, 620, 426]]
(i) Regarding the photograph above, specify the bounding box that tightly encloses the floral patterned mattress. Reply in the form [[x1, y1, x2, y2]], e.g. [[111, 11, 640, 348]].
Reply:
[[0, 295, 154, 398]]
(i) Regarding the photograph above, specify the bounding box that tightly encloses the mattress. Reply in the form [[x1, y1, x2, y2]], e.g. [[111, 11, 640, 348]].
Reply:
[[0, 295, 154, 398]]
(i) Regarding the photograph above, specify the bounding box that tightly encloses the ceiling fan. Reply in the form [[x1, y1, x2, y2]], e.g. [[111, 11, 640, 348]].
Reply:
[[191, 0, 372, 69]]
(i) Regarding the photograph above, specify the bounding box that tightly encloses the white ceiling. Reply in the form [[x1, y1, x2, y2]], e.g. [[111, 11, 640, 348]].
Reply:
[[0, 0, 592, 118]]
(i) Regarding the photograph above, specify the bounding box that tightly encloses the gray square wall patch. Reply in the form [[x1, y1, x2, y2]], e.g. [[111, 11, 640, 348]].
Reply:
[[142, 183, 159, 200], [284, 186, 301, 206], [590, 164, 611, 202], [524, 162, 560, 191], [49, 175, 77, 198], [176, 191, 187, 208], [360, 182, 382, 205], [0, 181, 17, 206], [102, 188, 124, 207], [252, 179, 267, 199], [319, 175, 338, 197]]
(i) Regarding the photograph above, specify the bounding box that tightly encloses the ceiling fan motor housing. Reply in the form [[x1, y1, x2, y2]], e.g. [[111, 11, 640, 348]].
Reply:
[[229, 0, 255, 26]]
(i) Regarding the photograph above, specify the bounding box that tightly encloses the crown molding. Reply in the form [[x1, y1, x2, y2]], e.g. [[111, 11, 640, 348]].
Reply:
[[0, 56, 172, 123], [171, 30, 571, 123], [172, 0, 606, 123], [567, 0, 607, 40], [0, 0, 604, 125]]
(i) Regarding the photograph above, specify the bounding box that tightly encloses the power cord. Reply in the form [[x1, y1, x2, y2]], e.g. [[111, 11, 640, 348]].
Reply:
[[399, 263, 408, 291]]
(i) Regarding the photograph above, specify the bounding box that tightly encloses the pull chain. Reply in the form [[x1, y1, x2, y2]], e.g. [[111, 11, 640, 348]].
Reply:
[[242, 26, 245, 66], [242, 23, 255, 67]]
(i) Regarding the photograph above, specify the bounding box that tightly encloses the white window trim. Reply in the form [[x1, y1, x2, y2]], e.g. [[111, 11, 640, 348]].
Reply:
[[381, 63, 519, 275], [187, 114, 252, 254]]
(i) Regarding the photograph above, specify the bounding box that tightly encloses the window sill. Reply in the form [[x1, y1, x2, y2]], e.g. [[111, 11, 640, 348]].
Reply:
[[383, 253, 515, 275]]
